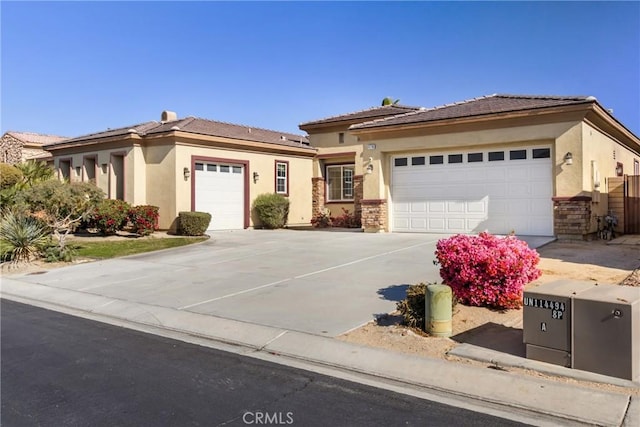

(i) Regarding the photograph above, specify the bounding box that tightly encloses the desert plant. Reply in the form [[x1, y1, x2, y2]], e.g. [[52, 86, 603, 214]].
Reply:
[[331, 208, 361, 228], [252, 193, 290, 229], [14, 180, 105, 254], [435, 232, 541, 309], [43, 244, 77, 263], [92, 199, 131, 235], [396, 283, 428, 329], [178, 211, 211, 236], [0, 210, 51, 265], [14, 160, 54, 188], [0, 163, 23, 190], [310, 208, 332, 228], [128, 205, 159, 236]]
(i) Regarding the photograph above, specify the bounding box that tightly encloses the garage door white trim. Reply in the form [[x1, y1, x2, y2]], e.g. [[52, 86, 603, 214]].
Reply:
[[192, 156, 249, 230], [390, 146, 553, 236]]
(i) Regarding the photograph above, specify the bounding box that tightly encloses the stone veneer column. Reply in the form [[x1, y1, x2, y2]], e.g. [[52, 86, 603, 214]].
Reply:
[[552, 196, 592, 239], [353, 175, 363, 223], [311, 177, 325, 218], [361, 199, 387, 232]]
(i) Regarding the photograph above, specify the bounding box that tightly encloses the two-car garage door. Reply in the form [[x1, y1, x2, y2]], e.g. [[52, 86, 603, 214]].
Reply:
[[194, 161, 245, 230], [391, 147, 553, 236]]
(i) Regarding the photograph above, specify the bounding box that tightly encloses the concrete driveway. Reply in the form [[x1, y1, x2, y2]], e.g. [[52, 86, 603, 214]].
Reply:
[[11, 230, 451, 336]]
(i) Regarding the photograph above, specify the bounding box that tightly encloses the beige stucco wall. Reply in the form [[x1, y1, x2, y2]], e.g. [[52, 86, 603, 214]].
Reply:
[[52, 147, 134, 201], [143, 142, 177, 229], [171, 143, 313, 230], [352, 121, 579, 203], [580, 122, 640, 221]]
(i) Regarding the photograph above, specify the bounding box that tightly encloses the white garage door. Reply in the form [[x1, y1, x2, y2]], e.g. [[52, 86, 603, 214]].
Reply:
[[194, 161, 244, 230], [391, 147, 553, 236]]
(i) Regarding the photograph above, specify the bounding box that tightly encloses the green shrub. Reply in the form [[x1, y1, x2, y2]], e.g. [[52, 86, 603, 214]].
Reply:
[[92, 199, 131, 235], [0, 210, 51, 265], [0, 163, 23, 190], [252, 193, 290, 229], [129, 205, 159, 236], [43, 244, 77, 263], [15, 180, 105, 221], [178, 211, 211, 236]]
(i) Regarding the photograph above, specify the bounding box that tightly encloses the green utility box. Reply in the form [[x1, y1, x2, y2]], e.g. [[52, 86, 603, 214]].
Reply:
[[425, 284, 452, 337]]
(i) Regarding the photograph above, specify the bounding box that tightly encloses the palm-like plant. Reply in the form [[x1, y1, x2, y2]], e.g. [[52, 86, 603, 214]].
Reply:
[[14, 160, 54, 188], [381, 97, 400, 106], [0, 210, 50, 266]]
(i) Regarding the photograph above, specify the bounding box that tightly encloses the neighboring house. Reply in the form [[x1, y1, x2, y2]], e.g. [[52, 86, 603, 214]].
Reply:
[[300, 94, 640, 238], [0, 131, 64, 164], [44, 111, 316, 231]]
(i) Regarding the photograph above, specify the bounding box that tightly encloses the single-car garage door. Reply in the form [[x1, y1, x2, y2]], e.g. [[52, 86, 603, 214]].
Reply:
[[391, 147, 553, 236], [194, 161, 245, 230]]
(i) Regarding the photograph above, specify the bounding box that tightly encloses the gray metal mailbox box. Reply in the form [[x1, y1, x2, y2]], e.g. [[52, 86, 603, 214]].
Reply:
[[523, 280, 596, 367], [572, 284, 640, 381]]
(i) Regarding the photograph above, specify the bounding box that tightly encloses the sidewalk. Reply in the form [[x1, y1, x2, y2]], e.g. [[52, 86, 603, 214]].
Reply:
[[1, 277, 637, 427]]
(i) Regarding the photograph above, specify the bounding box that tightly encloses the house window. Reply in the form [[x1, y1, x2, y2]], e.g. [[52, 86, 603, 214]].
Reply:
[[275, 161, 288, 195], [411, 156, 425, 166], [533, 148, 551, 159], [448, 154, 463, 164], [510, 150, 527, 160], [634, 159, 639, 175], [195, 163, 204, 171], [326, 165, 354, 201], [394, 158, 408, 167], [207, 164, 216, 172], [338, 132, 345, 144], [468, 153, 483, 163], [429, 155, 444, 165], [488, 151, 505, 161]]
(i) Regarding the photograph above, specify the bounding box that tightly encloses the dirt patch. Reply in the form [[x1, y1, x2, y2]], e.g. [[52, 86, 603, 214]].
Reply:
[[339, 240, 640, 394]]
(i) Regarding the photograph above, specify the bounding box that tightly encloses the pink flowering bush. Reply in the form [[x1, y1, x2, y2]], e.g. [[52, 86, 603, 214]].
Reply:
[[435, 232, 541, 309]]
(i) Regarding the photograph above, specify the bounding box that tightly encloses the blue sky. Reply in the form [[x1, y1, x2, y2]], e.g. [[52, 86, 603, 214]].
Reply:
[[2, 1, 639, 137]]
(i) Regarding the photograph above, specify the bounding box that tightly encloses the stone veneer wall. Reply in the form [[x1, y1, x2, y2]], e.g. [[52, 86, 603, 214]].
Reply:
[[552, 196, 592, 239], [353, 175, 363, 221], [311, 177, 325, 218], [361, 199, 387, 232], [0, 134, 23, 165]]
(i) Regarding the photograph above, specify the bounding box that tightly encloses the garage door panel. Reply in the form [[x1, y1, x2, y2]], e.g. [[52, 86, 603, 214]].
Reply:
[[195, 163, 245, 231], [391, 147, 553, 236]]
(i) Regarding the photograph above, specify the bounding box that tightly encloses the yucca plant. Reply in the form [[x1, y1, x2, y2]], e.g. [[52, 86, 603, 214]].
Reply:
[[0, 210, 51, 266]]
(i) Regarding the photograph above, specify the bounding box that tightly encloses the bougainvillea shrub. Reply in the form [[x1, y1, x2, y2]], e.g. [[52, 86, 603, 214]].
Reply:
[[434, 232, 541, 309], [128, 205, 159, 236], [92, 199, 131, 235]]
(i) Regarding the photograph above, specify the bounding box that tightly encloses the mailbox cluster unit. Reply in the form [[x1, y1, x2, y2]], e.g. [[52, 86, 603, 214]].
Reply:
[[523, 280, 640, 381]]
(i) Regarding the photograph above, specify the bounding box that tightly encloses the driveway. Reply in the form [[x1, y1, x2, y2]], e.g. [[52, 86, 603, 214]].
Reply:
[[10, 230, 451, 336]]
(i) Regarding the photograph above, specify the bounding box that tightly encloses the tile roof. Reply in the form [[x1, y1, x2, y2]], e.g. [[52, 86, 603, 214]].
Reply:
[[350, 94, 598, 130], [46, 117, 311, 150], [299, 104, 422, 127], [5, 131, 68, 145]]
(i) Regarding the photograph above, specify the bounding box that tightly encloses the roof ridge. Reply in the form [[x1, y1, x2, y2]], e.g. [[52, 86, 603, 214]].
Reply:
[[495, 93, 593, 101], [300, 104, 421, 126], [7, 130, 69, 138], [188, 116, 307, 138]]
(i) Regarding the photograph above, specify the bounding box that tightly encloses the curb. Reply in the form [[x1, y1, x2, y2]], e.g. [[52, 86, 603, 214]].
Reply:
[[0, 278, 634, 427]]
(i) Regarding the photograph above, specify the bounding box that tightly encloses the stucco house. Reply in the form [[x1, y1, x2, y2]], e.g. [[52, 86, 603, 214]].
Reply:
[[300, 94, 640, 238], [43, 111, 316, 231], [0, 131, 63, 165]]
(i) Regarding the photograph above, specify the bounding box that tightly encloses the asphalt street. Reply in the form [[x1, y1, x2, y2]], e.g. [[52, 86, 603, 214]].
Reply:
[[1, 300, 527, 427]]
